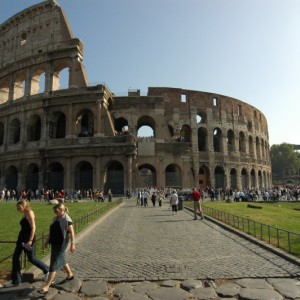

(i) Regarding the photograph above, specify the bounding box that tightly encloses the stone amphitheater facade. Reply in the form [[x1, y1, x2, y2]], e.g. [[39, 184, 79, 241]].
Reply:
[[0, 0, 271, 195]]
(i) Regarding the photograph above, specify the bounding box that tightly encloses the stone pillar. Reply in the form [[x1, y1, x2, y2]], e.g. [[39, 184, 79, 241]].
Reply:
[[94, 156, 101, 190], [247, 169, 251, 190], [45, 63, 53, 93], [245, 134, 249, 156], [126, 155, 133, 192], [254, 169, 259, 189], [24, 69, 31, 97], [94, 98, 104, 137], [224, 167, 229, 189], [20, 109, 26, 144], [209, 166, 215, 188], [3, 117, 8, 149], [236, 167, 242, 190], [69, 57, 78, 88], [8, 74, 14, 102], [222, 134, 228, 155], [18, 163, 24, 190], [156, 170, 165, 189], [41, 113, 48, 141], [65, 157, 72, 195], [66, 103, 74, 138]]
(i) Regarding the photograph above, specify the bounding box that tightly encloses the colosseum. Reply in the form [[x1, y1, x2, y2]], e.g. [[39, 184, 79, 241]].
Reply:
[[0, 0, 272, 196]]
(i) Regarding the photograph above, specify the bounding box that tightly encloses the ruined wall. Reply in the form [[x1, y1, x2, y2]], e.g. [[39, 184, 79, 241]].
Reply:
[[0, 1, 272, 194]]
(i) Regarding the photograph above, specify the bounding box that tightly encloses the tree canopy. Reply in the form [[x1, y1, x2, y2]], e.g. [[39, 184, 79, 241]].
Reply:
[[270, 143, 300, 176]]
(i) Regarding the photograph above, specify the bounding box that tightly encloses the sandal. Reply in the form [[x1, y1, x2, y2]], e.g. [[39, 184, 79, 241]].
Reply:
[[61, 275, 74, 284], [37, 289, 48, 295]]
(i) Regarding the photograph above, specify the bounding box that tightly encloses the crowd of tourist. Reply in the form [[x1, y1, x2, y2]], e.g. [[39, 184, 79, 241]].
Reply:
[[0, 185, 299, 203]]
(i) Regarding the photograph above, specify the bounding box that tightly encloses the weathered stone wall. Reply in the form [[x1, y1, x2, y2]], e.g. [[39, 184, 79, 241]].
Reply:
[[0, 1, 272, 194]]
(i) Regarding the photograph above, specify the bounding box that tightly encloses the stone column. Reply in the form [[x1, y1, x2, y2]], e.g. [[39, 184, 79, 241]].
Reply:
[[126, 155, 133, 192], [3, 117, 8, 150], [45, 63, 53, 93], [20, 109, 26, 144], [94, 98, 104, 137], [66, 103, 74, 138], [8, 74, 14, 102], [65, 157, 72, 195], [94, 156, 101, 190], [24, 69, 31, 97], [209, 166, 215, 188], [156, 170, 165, 189], [236, 167, 242, 190]]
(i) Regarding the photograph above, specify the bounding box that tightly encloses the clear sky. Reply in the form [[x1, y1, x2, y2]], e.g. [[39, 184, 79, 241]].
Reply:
[[1, 0, 300, 146]]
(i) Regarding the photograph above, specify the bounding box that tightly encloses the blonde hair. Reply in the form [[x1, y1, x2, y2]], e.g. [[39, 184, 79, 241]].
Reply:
[[16, 200, 31, 213], [53, 203, 69, 213]]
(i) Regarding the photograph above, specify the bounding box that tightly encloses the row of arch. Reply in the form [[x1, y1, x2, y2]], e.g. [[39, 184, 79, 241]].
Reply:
[[0, 65, 69, 104], [140, 164, 271, 190], [0, 110, 269, 163], [119, 115, 269, 161], [1, 160, 271, 194], [0, 109, 92, 145]]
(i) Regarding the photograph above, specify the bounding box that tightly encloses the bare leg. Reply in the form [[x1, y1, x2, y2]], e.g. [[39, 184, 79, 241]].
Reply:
[[41, 271, 56, 292], [198, 202, 204, 219], [62, 263, 73, 278]]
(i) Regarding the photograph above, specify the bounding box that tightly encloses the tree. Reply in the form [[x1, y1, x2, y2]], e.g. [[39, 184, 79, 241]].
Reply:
[[270, 143, 300, 176]]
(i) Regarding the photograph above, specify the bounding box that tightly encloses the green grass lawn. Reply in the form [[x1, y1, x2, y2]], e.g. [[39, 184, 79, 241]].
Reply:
[[201, 201, 300, 233], [0, 200, 119, 279], [190, 200, 300, 257]]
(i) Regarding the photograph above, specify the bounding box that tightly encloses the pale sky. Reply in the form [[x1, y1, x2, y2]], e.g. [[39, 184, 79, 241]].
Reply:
[[2, 0, 300, 146]]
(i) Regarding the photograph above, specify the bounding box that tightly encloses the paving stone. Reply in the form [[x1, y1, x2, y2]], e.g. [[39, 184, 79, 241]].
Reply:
[[147, 287, 191, 300], [190, 286, 218, 299], [113, 283, 133, 297], [235, 278, 273, 289], [55, 277, 82, 293], [69, 200, 300, 280], [272, 281, 300, 299], [161, 279, 179, 287], [181, 278, 202, 291], [120, 291, 151, 300], [30, 287, 58, 300], [80, 280, 108, 297], [132, 281, 158, 293], [53, 293, 81, 300], [216, 283, 241, 297], [266, 278, 300, 285], [84, 297, 109, 300], [239, 287, 283, 300]]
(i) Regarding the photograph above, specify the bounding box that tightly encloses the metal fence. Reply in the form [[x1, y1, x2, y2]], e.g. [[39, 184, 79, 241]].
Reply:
[[0, 199, 122, 272], [202, 205, 300, 257]]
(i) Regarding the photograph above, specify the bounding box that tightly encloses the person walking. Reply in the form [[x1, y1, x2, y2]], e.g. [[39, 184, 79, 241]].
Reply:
[[170, 190, 179, 215], [151, 192, 157, 207], [4, 200, 49, 287], [143, 189, 149, 207], [108, 189, 113, 202], [136, 189, 141, 207], [38, 203, 76, 295], [191, 188, 204, 220], [158, 191, 164, 207]]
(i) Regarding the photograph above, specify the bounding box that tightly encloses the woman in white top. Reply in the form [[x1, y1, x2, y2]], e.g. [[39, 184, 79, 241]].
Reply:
[[170, 190, 179, 215]]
